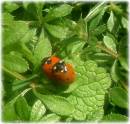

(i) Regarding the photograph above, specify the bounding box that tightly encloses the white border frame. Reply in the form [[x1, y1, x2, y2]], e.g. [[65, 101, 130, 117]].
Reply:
[[0, 0, 129, 124]]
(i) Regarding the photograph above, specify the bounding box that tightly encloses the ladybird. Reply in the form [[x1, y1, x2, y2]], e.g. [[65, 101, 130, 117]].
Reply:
[[52, 60, 75, 84], [42, 56, 60, 78]]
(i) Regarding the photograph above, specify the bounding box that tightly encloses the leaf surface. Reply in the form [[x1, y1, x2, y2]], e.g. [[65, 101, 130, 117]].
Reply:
[[45, 23, 70, 39], [4, 53, 29, 73], [45, 4, 73, 21], [33, 30, 52, 65], [40, 114, 60, 122], [30, 100, 46, 121], [3, 21, 29, 47], [103, 35, 117, 53], [107, 11, 115, 32], [109, 87, 128, 109], [34, 91, 75, 116], [66, 58, 111, 120], [103, 113, 128, 121], [15, 96, 30, 120]]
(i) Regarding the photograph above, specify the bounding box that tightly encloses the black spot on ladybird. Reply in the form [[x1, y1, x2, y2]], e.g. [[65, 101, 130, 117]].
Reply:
[[46, 59, 51, 64], [42, 57, 50, 65]]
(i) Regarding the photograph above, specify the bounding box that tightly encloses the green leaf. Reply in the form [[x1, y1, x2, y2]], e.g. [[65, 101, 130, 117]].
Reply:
[[21, 28, 36, 43], [65, 117, 73, 122], [34, 91, 75, 116], [15, 96, 30, 120], [66, 41, 85, 57], [118, 36, 128, 71], [3, 12, 14, 25], [109, 87, 128, 109], [35, 3, 44, 21], [2, 94, 22, 121], [103, 35, 117, 53], [23, 3, 30, 10], [3, 28, 36, 55], [107, 11, 115, 32], [3, 21, 29, 47], [33, 30, 52, 65], [91, 24, 107, 36], [23, 3, 43, 20], [74, 18, 88, 40], [40, 114, 61, 122], [119, 56, 128, 71], [4, 53, 29, 73], [20, 43, 35, 64], [85, 2, 105, 22], [88, 53, 113, 64], [4, 2, 19, 12], [89, 6, 107, 30], [45, 23, 69, 39], [30, 100, 46, 121], [121, 17, 128, 29], [3, 101, 18, 121], [45, 4, 73, 22], [110, 60, 119, 82], [102, 113, 128, 121], [66, 58, 111, 120]]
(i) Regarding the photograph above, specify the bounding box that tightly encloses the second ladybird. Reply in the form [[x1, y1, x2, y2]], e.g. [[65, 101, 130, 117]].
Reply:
[[52, 60, 75, 84]]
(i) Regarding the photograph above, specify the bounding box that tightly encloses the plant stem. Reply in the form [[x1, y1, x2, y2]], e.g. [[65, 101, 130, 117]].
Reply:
[[2, 66, 39, 89], [13, 74, 39, 86], [96, 43, 118, 59], [2, 66, 25, 80]]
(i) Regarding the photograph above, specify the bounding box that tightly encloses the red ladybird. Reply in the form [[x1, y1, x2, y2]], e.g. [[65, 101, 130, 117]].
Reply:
[[42, 56, 60, 78], [52, 60, 75, 84], [42, 56, 75, 84]]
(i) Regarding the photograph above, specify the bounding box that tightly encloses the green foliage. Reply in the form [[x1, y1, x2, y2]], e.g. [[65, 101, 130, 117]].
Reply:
[[109, 87, 128, 109], [30, 100, 46, 121], [33, 31, 52, 65], [3, 101, 18, 121], [3, 21, 29, 47], [3, 12, 14, 24], [85, 2, 105, 22], [15, 96, 31, 121], [34, 91, 75, 116], [40, 113, 61, 122], [107, 11, 115, 32], [2, 1, 128, 122], [4, 53, 29, 73], [45, 23, 70, 39], [3, 2, 19, 12], [67, 59, 111, 120], [121, 17, 128, 29], [103, 35, 117, 53], [102, 113, 128, 121], [44, 4, 73, 22]]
